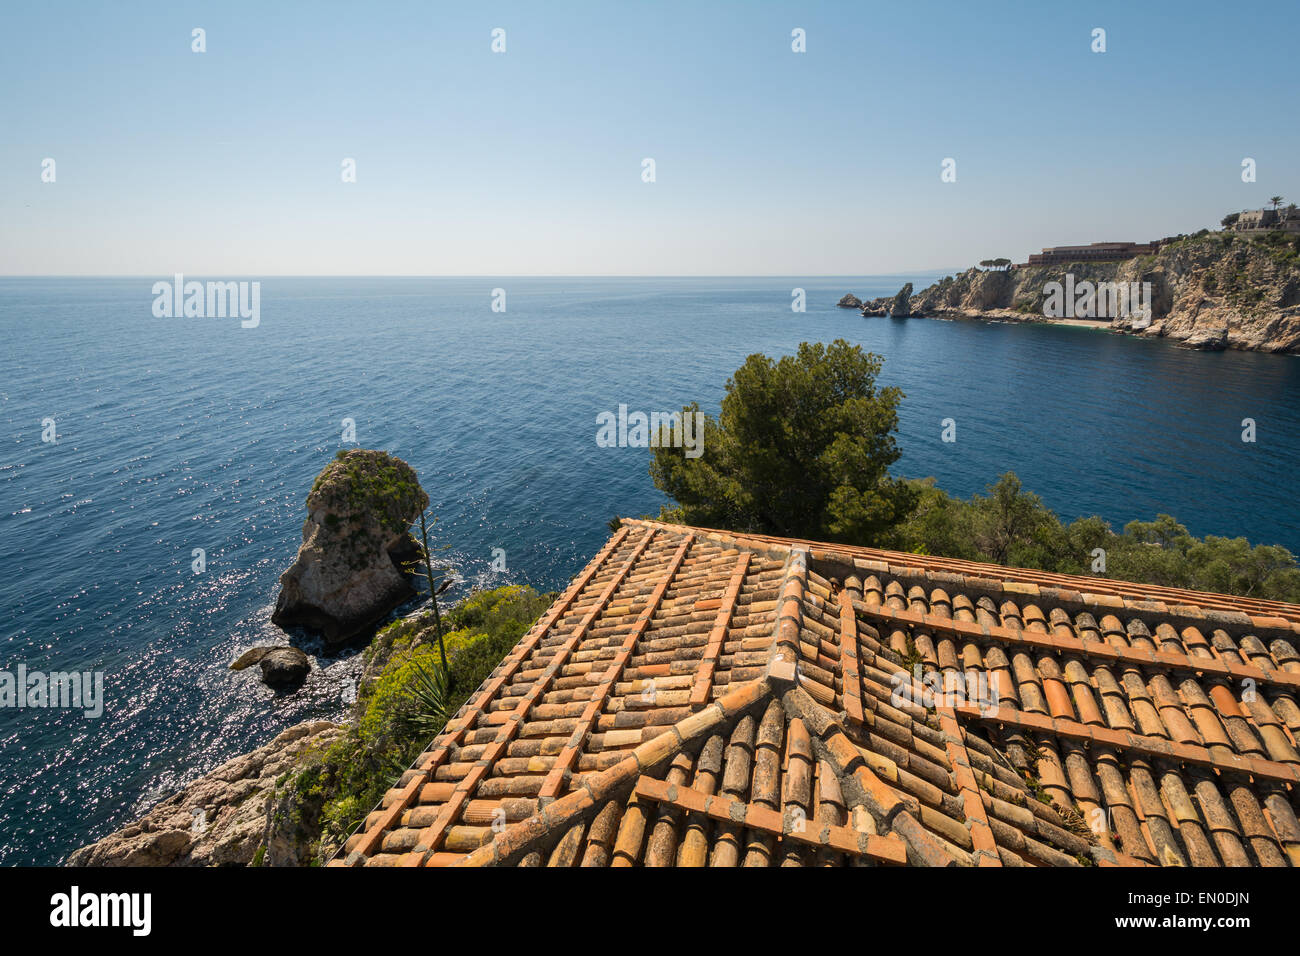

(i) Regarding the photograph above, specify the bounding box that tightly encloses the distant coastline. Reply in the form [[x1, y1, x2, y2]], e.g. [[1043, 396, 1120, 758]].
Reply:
[[844, 214, 1300, 354]]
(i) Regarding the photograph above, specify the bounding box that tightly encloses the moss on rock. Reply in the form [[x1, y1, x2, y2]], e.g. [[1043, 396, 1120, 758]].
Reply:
[[273, 449, 430, 643]]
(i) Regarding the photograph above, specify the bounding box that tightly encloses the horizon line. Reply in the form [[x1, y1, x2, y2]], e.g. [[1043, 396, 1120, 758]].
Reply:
[[0, 270, 959, 279]]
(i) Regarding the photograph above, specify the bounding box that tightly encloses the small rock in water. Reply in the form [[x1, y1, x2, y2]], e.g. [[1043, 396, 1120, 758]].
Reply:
[[230, 645, 310, 687], [230, 646, 274, 670], [259, 648, 310, 687]]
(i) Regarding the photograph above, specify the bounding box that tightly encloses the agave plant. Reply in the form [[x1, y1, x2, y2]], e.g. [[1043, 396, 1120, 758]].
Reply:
[[406, 657, 454, 736]]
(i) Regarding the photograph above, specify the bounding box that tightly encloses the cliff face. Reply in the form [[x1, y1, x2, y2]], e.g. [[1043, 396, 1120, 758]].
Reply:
[[861, 232, 1300, 352]]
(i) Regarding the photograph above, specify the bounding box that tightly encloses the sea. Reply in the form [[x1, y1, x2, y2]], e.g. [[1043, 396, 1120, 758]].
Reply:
[[2, 275, 1297, 865]]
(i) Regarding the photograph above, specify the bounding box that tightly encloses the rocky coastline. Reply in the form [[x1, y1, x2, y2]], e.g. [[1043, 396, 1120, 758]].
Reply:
[[66, 449, 457, 866], [66, 721, 345, 867], [848, 231, 1300, 353]]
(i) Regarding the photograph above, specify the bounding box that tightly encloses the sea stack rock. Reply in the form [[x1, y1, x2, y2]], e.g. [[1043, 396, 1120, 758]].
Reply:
[[272, 449, 428, 645], [836, 293, 862, 309], [888, 282, 914, 317]]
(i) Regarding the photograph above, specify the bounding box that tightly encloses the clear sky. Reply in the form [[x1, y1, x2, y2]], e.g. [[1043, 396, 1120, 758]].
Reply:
[[2, 0, 1297, 276]]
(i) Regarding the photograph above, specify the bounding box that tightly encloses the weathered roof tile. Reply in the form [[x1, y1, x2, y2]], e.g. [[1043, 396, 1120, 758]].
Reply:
[[338, 520, 1300, 868]]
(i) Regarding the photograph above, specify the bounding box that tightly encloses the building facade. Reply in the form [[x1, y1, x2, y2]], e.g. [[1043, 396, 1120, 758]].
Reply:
[[1233, 206, 1300, 234], [1025, 241, 1159, 267]]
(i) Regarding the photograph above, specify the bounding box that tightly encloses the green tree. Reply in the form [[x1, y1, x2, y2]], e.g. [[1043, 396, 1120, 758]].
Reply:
[[970, 473, 1057, 566], [1103, 515, 1300, 600], [1269, 195, 1285, 211], [892, 478, 979, 559], [1221, 212, 1241, 229], [1060, 515, 1112, 573], [650, 340, 917, 544]]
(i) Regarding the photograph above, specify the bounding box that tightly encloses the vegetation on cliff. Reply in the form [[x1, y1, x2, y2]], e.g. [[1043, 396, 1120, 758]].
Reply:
[[652, 342, 1300, 603], [66, 584, 553, 867], [266, 584, 553, 864], [310, 448, 428, 540]]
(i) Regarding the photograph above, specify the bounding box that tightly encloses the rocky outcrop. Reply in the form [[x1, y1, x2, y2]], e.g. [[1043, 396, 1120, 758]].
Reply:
[[836, 293, 862, 309], [67, 454, 439, 868], [861, 232, 1300, 353], [888, 282, 914, 317], [230, 646, 311, 687], [66, 721, 343, 867], [857, 282, 916, 317], [272, 449, 428, 645]]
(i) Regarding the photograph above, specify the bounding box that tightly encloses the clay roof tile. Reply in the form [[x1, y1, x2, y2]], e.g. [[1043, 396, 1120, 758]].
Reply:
[[341, 520, 1300, 868]]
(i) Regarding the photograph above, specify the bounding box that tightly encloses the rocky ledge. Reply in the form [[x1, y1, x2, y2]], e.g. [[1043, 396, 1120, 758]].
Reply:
[[272, 449, 428, 644], [66, 721, 343, 867], [846, 231, 1300, 353]]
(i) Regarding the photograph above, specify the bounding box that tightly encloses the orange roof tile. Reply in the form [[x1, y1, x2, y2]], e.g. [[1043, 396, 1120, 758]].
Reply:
[[332, 519, 1300, 868]]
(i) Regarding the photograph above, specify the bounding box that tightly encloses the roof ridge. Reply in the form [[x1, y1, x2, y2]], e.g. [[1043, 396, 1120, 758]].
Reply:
[[457, 544, 961, 868], [755, 552, 975, 866], [759, 556, 1127, 867], [456, 676, 773, 866]]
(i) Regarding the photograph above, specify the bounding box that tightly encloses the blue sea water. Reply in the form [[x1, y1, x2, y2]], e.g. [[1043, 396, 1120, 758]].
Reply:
[[1, 275, 1298, 866]]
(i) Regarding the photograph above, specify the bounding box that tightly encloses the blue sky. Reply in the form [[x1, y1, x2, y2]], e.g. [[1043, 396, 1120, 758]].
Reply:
[[2, 0, 1297, 275]]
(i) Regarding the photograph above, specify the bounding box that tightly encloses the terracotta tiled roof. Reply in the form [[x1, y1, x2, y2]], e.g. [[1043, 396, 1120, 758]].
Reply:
[[332, 519, 1300, 867]]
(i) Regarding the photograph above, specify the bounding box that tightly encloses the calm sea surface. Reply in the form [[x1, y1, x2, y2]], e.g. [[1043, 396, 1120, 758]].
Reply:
[[2, 276, 1298, 865]]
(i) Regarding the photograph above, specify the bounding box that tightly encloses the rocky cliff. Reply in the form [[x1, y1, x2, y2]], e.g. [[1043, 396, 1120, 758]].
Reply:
[[66, 721, 344, 867], [272, 449, 428, 644], [68, 608, 444, 868], [854, 231, 1300, 352]]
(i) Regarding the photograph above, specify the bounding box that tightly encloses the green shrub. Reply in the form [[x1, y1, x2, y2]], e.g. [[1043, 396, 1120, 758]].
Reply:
[[273, 584, 554, 864], [889, 474, 1300, 602]]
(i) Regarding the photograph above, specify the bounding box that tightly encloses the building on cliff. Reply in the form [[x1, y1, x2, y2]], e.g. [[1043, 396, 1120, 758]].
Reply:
[[1233, 206, 1300, 235], [333, 519, 1300, 868], [1023, 241, 1161, 267]]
